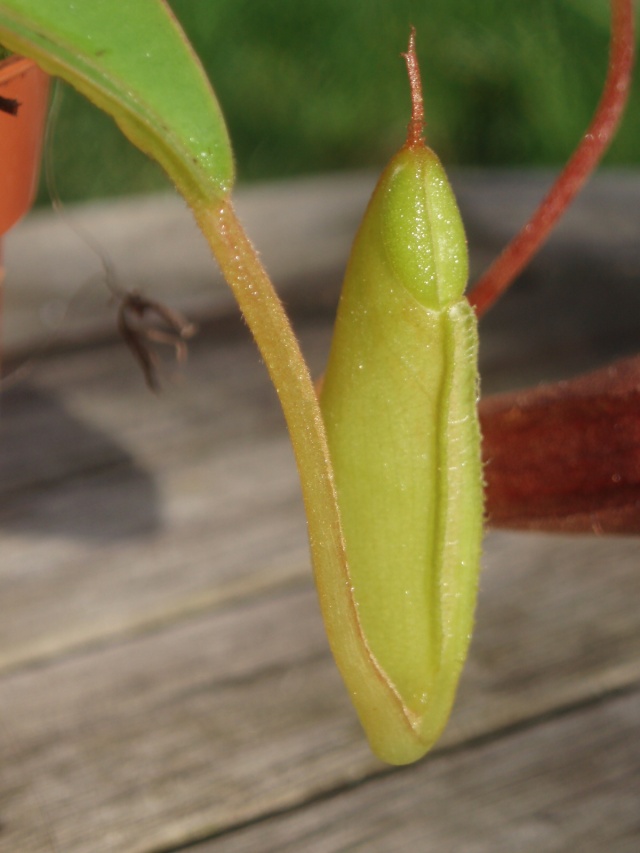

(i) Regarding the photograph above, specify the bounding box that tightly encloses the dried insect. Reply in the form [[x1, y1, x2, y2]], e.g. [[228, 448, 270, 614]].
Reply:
[[116, 291, 197, 392], [42, 79, 197, 392]]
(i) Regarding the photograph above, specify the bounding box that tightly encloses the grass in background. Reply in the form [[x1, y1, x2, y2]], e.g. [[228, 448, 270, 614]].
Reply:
[[39, 0, 640, 204]]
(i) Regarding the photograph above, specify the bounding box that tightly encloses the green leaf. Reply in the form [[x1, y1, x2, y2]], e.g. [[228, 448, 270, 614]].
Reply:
[[0, 0, 234, 201]]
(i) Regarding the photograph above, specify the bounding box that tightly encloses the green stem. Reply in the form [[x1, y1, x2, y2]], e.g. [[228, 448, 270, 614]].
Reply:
[[193, 197, 348, 605], [192, 196, 419, 754]]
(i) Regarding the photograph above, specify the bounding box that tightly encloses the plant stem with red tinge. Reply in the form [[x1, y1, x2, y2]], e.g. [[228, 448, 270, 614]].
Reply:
[[469, 0, 635, 318]]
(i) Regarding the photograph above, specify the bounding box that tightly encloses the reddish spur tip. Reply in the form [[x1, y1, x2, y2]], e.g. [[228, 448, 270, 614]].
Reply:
[[402, 27, 426, 148]]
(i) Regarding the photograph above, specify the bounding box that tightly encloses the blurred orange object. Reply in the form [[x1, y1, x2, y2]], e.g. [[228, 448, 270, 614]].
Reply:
[[0, 55, 50, 236]]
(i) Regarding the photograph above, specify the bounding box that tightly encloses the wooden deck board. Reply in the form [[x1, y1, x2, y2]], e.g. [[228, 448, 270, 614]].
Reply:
[[1, 515, 638, 851], [1, 173, 639, 851], [202, 689, 640, 853]]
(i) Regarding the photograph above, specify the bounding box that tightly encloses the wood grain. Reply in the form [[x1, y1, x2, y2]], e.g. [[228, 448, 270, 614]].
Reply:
[[204, 690, 640, 853], [1, 174, 639, 851]]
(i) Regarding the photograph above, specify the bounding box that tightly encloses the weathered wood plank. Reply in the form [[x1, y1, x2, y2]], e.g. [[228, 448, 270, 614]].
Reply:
[[0, 528, 638, 852], [0, 323, 349, 672], [2, 309, 640, 676], [0, 172, 639, 852], [0, 328, 314, 672], [4, 170, 640, 368], [201, 689, 640, 853]]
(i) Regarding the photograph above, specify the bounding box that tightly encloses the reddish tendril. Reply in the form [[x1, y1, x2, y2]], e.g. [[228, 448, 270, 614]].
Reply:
[[402, 28, 425, 148], [468, 0, 635, 318]]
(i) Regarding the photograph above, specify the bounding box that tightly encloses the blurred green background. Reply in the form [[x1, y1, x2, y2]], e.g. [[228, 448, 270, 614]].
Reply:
[[40, 0, 640, 204]]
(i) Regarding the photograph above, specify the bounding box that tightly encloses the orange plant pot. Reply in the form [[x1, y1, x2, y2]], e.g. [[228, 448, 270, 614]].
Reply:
[[0, 55, 50, 236]]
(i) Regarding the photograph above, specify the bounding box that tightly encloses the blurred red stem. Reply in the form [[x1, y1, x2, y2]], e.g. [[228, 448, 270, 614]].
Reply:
[[468, 0, 635, 318], [481, 355, 640, 535]]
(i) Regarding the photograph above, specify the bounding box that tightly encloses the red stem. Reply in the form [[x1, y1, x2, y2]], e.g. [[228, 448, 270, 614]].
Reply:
[[468, 0, 635, 318]]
